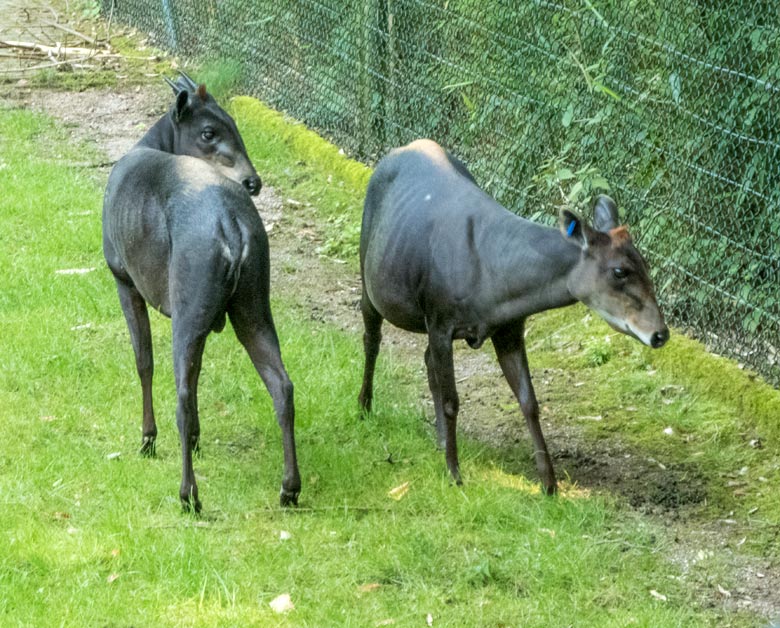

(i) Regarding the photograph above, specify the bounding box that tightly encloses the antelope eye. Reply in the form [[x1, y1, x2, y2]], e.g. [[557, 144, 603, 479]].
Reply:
[[613, 267, 628, 280], [201, 128, 215, 141]]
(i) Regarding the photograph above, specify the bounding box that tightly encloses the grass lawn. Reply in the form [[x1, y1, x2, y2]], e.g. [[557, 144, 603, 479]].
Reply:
[[0, 88, 777, 627]]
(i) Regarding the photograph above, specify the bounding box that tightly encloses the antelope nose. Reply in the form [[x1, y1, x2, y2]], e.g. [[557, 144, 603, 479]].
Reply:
[[244, 175, 262, 196], [650, 327, 669, 349]]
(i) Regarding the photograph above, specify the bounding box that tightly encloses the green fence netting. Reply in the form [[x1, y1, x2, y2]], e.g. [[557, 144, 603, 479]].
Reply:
[[101, 0, 780, 384]]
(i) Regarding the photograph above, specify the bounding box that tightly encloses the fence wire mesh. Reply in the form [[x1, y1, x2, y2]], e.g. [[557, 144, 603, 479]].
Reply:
[[103, 0, 780, 384]]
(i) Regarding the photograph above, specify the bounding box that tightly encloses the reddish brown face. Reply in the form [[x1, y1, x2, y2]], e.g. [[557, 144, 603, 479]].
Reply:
[[562, 197, 669, 349]]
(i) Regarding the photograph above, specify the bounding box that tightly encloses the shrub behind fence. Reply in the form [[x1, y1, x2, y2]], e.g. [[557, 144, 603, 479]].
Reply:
[[103, 0, 780, 384]]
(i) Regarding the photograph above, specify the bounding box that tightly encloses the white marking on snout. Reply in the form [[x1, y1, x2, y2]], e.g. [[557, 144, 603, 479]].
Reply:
[[213, 163, 247, 187], [175, 155, 253, 192], [424, 193, 432, 201], [594, 309, 655, 347], [212, 153, 256, 189]]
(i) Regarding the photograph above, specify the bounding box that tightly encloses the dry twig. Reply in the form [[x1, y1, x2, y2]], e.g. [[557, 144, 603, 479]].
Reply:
[[42, 20, 98, 47]]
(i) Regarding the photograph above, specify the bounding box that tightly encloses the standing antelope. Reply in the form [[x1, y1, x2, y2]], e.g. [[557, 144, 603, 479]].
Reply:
[[103, 73, 300, 511], [358, 139, 668, 494]]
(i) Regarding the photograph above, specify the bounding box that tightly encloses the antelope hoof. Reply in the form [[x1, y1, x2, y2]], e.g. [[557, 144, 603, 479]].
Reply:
[[357, 398, 372, 419], [543, 481, 558, 496], [180, 485, 201, 513], [180, 494, 202, 514], [139, 436, 156, 457], [280, 487, 300, 507]]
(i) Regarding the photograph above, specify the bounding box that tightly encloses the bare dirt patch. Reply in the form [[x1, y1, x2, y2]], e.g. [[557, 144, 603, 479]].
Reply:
[[0, 0, 122, 82], [10, 83, 170, 162]]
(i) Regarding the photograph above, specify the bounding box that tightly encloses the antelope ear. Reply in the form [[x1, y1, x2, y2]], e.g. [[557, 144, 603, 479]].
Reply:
[[173, 89, 191, 122], [592, 195, 619, 232], [560, 209, 589, 249]]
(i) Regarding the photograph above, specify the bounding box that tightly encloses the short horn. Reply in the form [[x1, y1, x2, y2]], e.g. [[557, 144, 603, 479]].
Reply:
[[163, 75, 181, 94], [177, 70, 198, 90]]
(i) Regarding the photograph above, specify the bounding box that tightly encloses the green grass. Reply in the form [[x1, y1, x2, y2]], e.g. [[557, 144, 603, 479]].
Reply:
[[0, 97, 775, 627]]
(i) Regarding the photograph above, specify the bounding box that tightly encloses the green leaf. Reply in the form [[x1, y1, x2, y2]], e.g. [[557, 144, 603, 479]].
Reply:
[[594, 82, 622, 101], [750, 28, 768, 53], [462, 92, 476, 115], [562, 103, 575, 128], [669, 72, 682, 105]]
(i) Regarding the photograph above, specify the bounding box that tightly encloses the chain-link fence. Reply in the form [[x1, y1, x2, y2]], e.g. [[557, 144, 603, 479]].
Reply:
[[102, 0, 780, 384]]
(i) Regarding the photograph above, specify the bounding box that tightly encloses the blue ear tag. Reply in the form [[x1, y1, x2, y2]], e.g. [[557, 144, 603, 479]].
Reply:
[[566, 220, 577, 237]]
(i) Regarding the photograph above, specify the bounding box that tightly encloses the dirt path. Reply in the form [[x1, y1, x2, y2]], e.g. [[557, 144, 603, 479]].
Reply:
[[0, 0, 115, 79]]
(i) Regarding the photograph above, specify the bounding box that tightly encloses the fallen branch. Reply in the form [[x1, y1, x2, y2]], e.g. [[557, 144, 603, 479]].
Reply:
[[0, 39, 100, 58], [42, 20, 100, 47], [0, 59, 95, 73]]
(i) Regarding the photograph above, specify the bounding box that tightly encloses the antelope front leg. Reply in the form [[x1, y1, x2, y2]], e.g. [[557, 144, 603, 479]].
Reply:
[[424, 345, 447, 449], [493, 323, 557, 495]]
